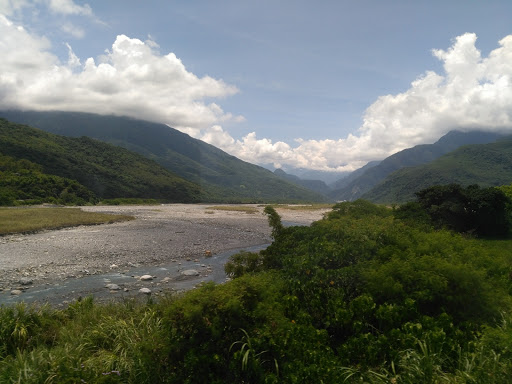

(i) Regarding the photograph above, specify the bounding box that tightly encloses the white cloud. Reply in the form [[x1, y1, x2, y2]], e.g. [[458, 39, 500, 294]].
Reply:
[[65, 42, 80, 67], [201, 33, 512, 172], [48, 0, 92, 16], [3, 14, 512, 173], [0, 0, 31, 16], [61, 22, 85, 38], [0, 17, 240, 134]]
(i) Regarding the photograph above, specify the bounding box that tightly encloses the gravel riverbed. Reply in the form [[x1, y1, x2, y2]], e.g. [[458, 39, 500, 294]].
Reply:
[[0, 204, 328, 306]]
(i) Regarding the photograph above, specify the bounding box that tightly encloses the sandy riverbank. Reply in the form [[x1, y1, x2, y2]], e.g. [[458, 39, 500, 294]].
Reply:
[[0, 204, 329, 306]]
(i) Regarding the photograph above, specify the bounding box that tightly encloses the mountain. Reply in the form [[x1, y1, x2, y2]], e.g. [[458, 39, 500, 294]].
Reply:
[[329, 160, 380, 190], [0, 118, 203, 202], [329, 130, 505, 201], [0, 110, 326, 203], [363, 137, 512, 203], [279, 166, 349, 185], [273, 168, 332, 196], [0, 152, 97, 206]]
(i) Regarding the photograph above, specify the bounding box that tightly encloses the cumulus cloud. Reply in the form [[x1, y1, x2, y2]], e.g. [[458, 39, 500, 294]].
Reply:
[[355, 33, 512, 157], [0, 16, 240, 135], [2, 11, 512, 173], [202, 33, 512, 172]]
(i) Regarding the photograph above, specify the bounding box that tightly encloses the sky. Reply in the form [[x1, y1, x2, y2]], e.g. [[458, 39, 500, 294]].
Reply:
[[1, 0, 512, 174]]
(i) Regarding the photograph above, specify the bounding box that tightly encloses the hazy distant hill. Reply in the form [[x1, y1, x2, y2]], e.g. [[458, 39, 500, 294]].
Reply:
[[273, 168, 331, 196], [0, 118, 203, 202], [329, 160, 380, 191], [0, 110, 326, 203], [279, 166, 349, 185], [363, 137, 512, 203], [329, 130, 505, 201]]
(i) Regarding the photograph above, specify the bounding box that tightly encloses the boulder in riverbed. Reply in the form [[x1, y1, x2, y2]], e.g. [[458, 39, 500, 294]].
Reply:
[[139, 288, 151, 295], [182, 269, 200, 276]]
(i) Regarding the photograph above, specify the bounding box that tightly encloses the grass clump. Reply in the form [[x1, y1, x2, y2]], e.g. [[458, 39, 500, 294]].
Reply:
[[0, 207, 134, 235], [206, 205, 260, 214], [99, 198, 161, 205], [270, 203, 334, 211]]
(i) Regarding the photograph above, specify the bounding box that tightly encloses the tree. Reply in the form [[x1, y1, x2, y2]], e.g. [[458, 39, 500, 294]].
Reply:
[[414, 184, 511, 237], [263, 206, 284, 239]]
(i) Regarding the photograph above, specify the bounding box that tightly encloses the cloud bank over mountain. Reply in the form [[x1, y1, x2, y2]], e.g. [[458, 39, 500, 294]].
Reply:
[[222, 33, 512, 171], [1, 1, 512, 171], [0, 15, 239, 136]]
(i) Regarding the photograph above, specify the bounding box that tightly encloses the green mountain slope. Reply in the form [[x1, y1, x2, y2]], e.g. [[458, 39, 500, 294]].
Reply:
[[0, 110, 327, 203], [329, 130, 505, 201], [363, 137, 512, 203], [0, 153, 97, 205], [0, 118, 203, 202]]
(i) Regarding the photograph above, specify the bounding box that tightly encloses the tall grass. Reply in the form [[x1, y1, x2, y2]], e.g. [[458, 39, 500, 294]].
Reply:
[[0, 297, 170, 383], [0, 291, 511, 383]]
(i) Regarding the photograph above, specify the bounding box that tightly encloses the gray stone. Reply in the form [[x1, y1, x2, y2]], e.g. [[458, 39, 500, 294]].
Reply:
[[139, 288, 151, 295], [11, 290, 22, 296], [105, 283, 121, 291], [18, 278, 33, 286], [182, 269, 200, 276], [140, 275, 153, 281]]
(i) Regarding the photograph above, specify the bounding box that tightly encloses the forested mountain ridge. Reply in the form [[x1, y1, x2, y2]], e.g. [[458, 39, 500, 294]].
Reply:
[[0, 110, 327, 203], [363, 136, 512, 203], [0, 118, 203, 202], [329, 130, 505, 201], [0, 153, 97, 205]]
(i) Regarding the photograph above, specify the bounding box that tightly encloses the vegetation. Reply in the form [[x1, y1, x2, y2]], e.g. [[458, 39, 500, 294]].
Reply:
[[206, 205, 260, 214], [397, 184, 511, 237], [100, 198, 160, 206], [0, 111, 328, 203], [0, 153, 96, 206], [330, 130, 505, 202], [269, 203, 334, 210], [2, 191, 512, 382], [0, 207, 133, 235], [0, 118, 203, 203], [363, 137, 512, 203]]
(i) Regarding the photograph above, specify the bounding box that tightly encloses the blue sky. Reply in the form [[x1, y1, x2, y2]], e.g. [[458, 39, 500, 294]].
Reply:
[[2, 0, 512, 173]]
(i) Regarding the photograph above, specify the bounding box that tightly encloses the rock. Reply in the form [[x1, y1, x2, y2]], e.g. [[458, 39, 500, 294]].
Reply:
[[182, 269, 200, 276], [11, 290, 22, 295], [110, 264, 118, 269], [139, 288, 151, 295], [18, 278, 33, 286], [140, 275, 153, 281], [204, 250, 212, 257], [105, 283, 121, 291]]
